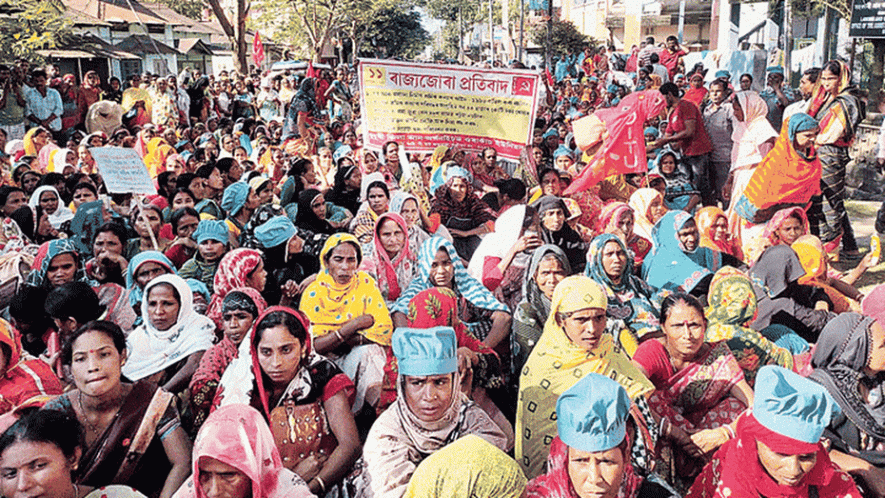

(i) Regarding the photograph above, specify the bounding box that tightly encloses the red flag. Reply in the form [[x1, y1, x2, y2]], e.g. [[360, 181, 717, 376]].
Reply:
[[544, 67, 555, 89], [252, 32, 265, 66], [564, 91, 667, 195], [306, 60, 316, 79]]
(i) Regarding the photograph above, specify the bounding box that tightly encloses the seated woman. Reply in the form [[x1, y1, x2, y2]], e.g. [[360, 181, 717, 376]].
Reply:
[[468, 205, 540, 310], [526, 373, 678, 498], [300, 234, 393, 414], [26, 239, 135, 333], [44, 320, 191, 498], [696, 206, 743, 262], [628, 188, 667, 242], [28, 185, 73, 230], [429, 166, 496, 261], [349, 173, 390, 246], [705, 267, 807, 385], [392, 237, 511, 350], [586, 234, 663, 350], [124, 202, 170, 259], [792, 234, 868, 313], [809, 312, 885, 496], [0, 318, 62, 414], [654, 149, 701, 212], [597, 201, 652, 271], [390, 191, 450, 254], [632, 293, 753, 488], [189, 288, 267, 430], [685, 366, 863, 498], [512, 245, 570, 378], [325, 156, 362, 215], [359, 212, 417, 307], [171, 404, 314, 498], [86, 222, 129, 286], [122, 274, 215, 395], [535, 196, 586, 275], [405, 435, 527, 498], [177, 220, 229, 294], [363, 327, 509, 498], [749, 245, 835, 343], [125, 251, 206, 323], [204, 248, 266, 330], [233, 307, 360, 496], [641, 211, 715, 295], [295, 188, 338, 235], [251, 215, 323, 305], [0, 410, 154, 498], [383, 287, 510, 440], [163, 207, 199, 269], [752, 206, 809, 263], [517, 275, 655, 479]]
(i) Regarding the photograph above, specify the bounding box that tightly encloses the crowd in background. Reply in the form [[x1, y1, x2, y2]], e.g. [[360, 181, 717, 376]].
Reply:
[[0, 33, 880, 498]]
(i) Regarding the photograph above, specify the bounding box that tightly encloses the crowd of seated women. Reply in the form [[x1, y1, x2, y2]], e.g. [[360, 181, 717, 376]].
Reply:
[[0, 57, 883, 498]]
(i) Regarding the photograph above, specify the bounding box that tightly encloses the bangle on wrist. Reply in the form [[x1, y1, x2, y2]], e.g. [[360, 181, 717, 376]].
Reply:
[[334, 329, 345, 343], [313, 476, 326, 494]]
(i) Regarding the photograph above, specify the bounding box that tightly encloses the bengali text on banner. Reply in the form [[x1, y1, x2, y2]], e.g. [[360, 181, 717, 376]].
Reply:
[[358, 59, 541, 161]]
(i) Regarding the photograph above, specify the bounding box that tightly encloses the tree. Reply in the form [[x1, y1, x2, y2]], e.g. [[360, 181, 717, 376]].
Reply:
[[153, 0, 203, 19], [359, 8, 429, 58], [531, 18, 590, 62], [205, 0, 249, 73], [0, 0, 72, 60]]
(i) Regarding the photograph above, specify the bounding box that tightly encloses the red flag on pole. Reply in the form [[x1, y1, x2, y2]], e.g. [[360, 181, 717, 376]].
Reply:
[[252, 32, 265, 66], [306, 60, 316, 79]]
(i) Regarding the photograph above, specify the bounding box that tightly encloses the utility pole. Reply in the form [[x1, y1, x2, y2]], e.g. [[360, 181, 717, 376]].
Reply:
[[783, 0, 792, 83], [519, 0, 525, 62], [546, 0, 553, 69], [490, 0, 495, 63], [677, 0, 685, 43]]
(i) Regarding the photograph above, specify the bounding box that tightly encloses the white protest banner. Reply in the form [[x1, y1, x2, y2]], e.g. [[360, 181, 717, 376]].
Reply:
[[359, 59, 541, 160], [89, 147, 158, 195]]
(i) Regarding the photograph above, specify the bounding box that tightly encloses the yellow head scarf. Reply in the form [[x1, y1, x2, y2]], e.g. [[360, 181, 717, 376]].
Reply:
[[299, 233, 393, 345], [405, 435, 527, 498], [792, 234, 860, 312], [515, 275, 653, 478], [23, 128, 43, 156]]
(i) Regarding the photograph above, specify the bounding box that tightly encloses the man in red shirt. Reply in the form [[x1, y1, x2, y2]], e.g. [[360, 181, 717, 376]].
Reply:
[[659, 35, 687, 80], [654, 82, 715, 206]]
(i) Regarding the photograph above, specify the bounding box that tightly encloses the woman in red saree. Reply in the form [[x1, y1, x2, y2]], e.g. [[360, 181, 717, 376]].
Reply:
[[686, 366, 862, 498], [632, 292, 752, 489]]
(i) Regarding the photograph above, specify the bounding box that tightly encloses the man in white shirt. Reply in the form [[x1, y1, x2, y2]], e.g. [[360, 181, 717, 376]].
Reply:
[[23, 69, 62, 138]]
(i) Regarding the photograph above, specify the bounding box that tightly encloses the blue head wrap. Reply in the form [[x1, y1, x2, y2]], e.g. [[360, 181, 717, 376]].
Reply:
[[787, 113, 819, 142], [542, 128, 559, 139], [553, 145, 574, 161], [754, 365, 840, 443], [767, 65, 785, 75], [644, 127, 660, 138], [253, 215, 297, 249], [125, 251, 176, 307], [557, 373, 630, 453], [714, 70, 731, 79], [392, 326, 458, 376], [193, 219, 229, 244], [221, 181, 250, 217]]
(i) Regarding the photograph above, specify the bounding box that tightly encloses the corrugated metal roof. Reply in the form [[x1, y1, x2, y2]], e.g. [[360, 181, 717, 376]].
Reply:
[[116, 34, 181, 54], [177, 37, 213, 55]]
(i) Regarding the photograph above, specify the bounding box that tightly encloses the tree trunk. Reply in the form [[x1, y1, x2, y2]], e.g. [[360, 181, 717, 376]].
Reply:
[[873, 39, 885, 109], [235, 0, 248, 74]]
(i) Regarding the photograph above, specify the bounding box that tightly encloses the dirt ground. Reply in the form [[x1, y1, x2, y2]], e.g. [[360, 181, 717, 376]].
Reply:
[[839, 200, 884, 294]]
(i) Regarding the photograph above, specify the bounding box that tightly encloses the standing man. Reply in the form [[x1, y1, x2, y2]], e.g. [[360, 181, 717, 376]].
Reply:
[[783, 67, 820, 123], [23, 69, 63, 141], [759, 66, 797, 130], [659, 35, 687, 80], [702, 79, 735, 205], [0, 65, 27, 140], [655, 82, 714, 206]]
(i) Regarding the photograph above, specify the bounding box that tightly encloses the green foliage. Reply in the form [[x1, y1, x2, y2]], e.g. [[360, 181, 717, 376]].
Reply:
[[531, 18, 591, 60], [0, 0, 72, 61], [154, 0, 204, 19], [358, 8, 429, 58]]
